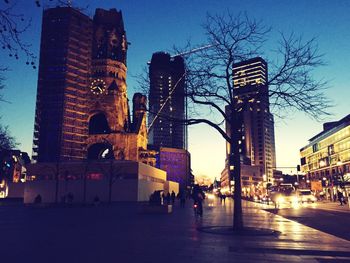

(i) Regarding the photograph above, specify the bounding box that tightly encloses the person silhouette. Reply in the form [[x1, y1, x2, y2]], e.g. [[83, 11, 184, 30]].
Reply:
[[171, 191, 176, 205], [166, 192, 171, 205], [338, 191, 344, 205]]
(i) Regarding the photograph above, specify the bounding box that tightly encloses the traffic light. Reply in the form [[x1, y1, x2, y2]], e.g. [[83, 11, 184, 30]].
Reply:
[[297, 165, 301, 172]]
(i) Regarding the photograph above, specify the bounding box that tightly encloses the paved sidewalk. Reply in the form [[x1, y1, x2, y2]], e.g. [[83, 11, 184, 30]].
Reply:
[[314, 200, 350, 213], [1, 198, 350, 262], [247, 198, 350, 213]]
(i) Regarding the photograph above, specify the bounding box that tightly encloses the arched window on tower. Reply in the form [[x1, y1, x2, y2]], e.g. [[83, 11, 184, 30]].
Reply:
[[89, 113, 111, 134]]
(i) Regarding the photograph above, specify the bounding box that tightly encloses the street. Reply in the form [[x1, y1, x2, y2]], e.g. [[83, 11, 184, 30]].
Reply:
[[259, 201, 350, 241], [1, 198, 350, 262]]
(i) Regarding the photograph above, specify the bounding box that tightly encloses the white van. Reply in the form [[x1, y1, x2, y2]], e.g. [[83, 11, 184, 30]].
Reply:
[[297, 189, 317, 203]]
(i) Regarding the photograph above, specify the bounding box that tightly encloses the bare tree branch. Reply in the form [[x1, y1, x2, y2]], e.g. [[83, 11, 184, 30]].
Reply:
[[159, 11, 331, 230], [0, 1, 36, 67], [0, 118, 17, 150], [268, 32, 332, 120]]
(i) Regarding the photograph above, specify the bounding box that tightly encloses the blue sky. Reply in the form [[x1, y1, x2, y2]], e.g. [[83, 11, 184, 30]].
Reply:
[[1, 0, 350, 180]]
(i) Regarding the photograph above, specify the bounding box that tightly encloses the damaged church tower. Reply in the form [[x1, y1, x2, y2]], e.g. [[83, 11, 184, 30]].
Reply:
[[86, 8, 149, 162], [33, 7, 150, 164], [27, 6, 170, 204]]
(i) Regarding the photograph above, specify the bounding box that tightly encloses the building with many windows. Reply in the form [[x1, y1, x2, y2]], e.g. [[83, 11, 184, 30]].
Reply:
[[158, 147, 191, 191], [33, 7, 93, 162], [148, 52, 186, 149], [222, 57, 276, 195], [300, 114, 350, 197]]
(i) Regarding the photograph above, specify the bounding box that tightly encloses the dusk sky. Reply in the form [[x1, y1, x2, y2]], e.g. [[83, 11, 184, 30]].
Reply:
[[1, 0, 350, 180]]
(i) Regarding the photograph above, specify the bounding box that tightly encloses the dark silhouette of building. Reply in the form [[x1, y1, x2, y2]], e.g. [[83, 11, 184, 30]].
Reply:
[[222, 57, 276, 190], [32, 7, 151, 164], [148, 52, 185, 149], [32, 7, 93, 162]]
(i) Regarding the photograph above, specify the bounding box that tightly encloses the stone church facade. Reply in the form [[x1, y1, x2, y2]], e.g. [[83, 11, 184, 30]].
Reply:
[[33, 7, 154, 165]]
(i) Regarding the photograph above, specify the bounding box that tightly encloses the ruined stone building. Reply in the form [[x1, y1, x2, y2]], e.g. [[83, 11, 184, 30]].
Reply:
[[32, 7, 153, 165]]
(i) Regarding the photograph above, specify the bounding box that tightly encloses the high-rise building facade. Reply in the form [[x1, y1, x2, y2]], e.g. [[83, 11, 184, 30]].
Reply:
[[300, 114, 350, 196], [223, 57, 276, 190], [33, 7, 150, 164], [33, 7, 93, 162], [148, 52, 185, 149]]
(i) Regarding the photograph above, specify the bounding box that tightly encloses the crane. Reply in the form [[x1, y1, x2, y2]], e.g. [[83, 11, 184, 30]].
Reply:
[[147, 44, 215, 133]]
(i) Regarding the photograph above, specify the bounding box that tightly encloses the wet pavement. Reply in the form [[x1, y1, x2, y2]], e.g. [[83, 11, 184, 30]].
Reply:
[[0, 198, 350, 262]]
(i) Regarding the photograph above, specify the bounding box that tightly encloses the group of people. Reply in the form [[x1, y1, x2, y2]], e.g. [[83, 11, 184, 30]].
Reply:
[[149, 190, 187, 207], [161, 191, 177, 205], [148, 185, 206, 216], [218, 191, 227, 204]]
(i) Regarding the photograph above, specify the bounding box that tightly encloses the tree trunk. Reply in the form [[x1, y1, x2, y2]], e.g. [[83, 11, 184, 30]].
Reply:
[[230, 108, 244, 231]]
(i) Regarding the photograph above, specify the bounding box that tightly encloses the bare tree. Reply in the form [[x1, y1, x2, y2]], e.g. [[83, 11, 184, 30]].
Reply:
[[0, 0, 84, 151], [150, 12, 331, 231], [0, 118, 17, 149], [0, 1, 37, 68], [0, 1, 86, 70]]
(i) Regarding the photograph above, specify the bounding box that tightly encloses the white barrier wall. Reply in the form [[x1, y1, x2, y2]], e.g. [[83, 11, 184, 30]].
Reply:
[[24, 160, 178, 204], [24, 180, 56, 204]]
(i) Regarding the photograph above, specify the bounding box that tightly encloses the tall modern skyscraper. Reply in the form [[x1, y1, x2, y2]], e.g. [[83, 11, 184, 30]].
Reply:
[[32, 7, 150, 164], [224, 57, 276, 187], [148, 52, 185, 149]]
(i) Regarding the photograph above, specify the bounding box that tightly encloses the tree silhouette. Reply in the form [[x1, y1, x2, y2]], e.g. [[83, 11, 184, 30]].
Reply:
[[148, 12, 332, 231], [0, 118, 17, 149]]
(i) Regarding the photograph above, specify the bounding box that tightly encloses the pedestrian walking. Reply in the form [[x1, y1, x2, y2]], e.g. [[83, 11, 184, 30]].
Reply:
[[161, 192, 165, 205], [178, 191, 186, 207], [337, 191, 345, 206], [219, 191, 226, 204], [171, 191, 176, 205], [166, 192, 171, 205]]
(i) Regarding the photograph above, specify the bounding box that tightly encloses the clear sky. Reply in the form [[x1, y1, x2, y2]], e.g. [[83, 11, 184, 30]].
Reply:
[[1, 0, 350, 180]]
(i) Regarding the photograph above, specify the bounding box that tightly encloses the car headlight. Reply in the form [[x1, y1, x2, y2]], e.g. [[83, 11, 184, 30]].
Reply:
[[207, 194, 214, 200], [277, 196, 285, 203], [292, 196, 299, 203]]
